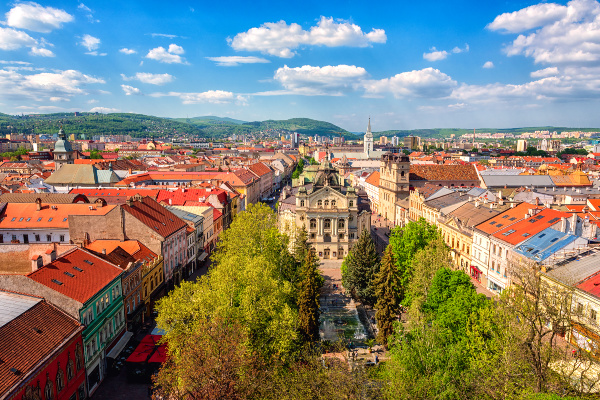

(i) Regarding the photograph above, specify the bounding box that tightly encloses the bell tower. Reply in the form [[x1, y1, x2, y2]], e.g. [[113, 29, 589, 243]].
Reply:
[[378, 152, 410, 221]]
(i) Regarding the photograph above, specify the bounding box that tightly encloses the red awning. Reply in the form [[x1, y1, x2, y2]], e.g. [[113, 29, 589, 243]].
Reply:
[[470, 265, 482, 273], [148, 344, 168, 364], [126, 335, 165, 363]]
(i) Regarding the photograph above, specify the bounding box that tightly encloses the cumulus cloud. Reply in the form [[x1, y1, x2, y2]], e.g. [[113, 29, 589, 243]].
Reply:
[[121, 84, 142, 95], [531, 66, 559, 77], [490, 0, 600, 64], [90, 107, 119, 113], [483, 61, 494, 69], [424, 44, 469, 61], [80, 34, 100, 51], [0, 27, 37, 50], [487, 2, 568, 33], [206, 56, 270, 66], [29, 47, 54, 57], [271, 64, 367, 95], [119, 48, 136, 55], [5, 2, 73, 33], [121, 72, 174, 85], [362, 67, 457, 98], [150, 90, 236, 104], [423, 47, 449, 61], [229, 16, 386, 58], [0, 68, 104, 103], [146, 44, 186, 64]]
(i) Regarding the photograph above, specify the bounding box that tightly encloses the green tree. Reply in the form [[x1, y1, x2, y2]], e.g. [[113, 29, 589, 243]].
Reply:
[[292, 225, 310, 265], [297, 248, 322, 343], [309, 157, 318, 165], [156, 203, 299, 362], [389, 219, 440, 305], [373, 245, 401, 348], [341, 228, 380, 306], [89, 149, 103, 159]]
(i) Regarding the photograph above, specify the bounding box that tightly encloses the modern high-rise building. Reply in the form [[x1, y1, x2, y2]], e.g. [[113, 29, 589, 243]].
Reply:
[[516, 139, 528, 152], [404, 135, 420, 150]]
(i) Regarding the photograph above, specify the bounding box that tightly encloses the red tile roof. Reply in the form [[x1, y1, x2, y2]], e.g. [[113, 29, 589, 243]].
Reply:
[[247, 162, 272, 178], [492, 208, 571, 245], [69, 188, 160, 200], [213, 208, 222, 221], [156, 188, 227, 206], [0, 293, 81, 395], [365, 171, 380, 186], [122, 196, 187, 238], [28, 248, 122, 303], [409, 164, 479, 182], [0, 203, 115, 229], [577, 271, 600, 298], [86, 240, 157, 263], [475, 202, 536, 235]]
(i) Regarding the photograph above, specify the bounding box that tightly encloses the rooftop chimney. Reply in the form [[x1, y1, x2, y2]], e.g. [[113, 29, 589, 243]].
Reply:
[[102, 248, 106, 255]]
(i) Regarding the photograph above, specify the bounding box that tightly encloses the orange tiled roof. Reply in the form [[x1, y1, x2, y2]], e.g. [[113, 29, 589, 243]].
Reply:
[[365, 171, 380, 186], [122, 196, 187, 238], [247, 162, 272, 178], [86, 240, 157, 263], [28, 248, 122, 303], [492, 208, 571, 245], [410, 164, 479, 182], [474, 202, 536, 234], [0, 203, 115, 229]]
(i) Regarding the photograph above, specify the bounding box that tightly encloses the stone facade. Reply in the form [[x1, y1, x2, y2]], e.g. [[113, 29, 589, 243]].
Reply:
[[378, 153, 410, 221], [278, 160, 371, 259]]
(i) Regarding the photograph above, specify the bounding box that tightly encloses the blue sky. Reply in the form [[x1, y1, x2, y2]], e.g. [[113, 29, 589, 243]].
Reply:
[[1, 0, 599, 131]]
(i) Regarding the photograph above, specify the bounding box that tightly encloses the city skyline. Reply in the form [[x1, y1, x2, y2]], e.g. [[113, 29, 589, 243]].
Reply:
[[1, 0, 600, 131]]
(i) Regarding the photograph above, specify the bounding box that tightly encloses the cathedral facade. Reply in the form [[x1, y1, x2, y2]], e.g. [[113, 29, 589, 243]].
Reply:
[[278, 159, 371, 259]]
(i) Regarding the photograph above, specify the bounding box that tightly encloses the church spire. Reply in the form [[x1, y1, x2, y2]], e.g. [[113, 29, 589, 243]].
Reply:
[[367, 117, 371, 134]]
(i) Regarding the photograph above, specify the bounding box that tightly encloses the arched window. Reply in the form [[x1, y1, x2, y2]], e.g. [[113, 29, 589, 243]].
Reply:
[[56, 363, 65, 392], [349, 201, 353, 207], [338, 233, 344, 239], [300, 200, 305, 207], [310, 219, 317, 229], [324, 219, 331, 229], [338, 219, 345, 229], [401, 171, 405, 177], [331, 200, 336, 207], [324, 200, 329, 207], [317, 200, 322, 207]]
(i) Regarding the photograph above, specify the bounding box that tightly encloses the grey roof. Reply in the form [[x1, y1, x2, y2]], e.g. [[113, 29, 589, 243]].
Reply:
[[482, 174, 555, 188], [545, 250, 600, 285], [534, 187, 600, 196], [45, 164, 119, 186], [0, 291, 41, 327], [479, 168, 526, 175], [446, 202, 500, 228], [424, 192, 469, 211]]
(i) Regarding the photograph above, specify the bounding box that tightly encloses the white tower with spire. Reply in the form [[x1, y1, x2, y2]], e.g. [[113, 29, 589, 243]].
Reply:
[[364, 117, 374, 156]]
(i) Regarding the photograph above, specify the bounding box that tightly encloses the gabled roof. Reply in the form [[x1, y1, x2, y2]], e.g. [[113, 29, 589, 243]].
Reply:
[[122, 196, 187, 238], [247, 162, 272, 178], [0, 292, 81, 395], [410, 164, 479, 182], [446, 202, 500, 228], [364, 171, 380, 186], [45, 164, 120, 185], [28, 248, 122, 304], [86, 240, 157, 264], [492, 208, 570, 246], [475, 202, 536, 235]]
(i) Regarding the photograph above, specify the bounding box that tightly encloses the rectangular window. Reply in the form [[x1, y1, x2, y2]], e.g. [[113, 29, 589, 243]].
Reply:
[[46, 234, 51, 242], [35, 234, 40, 242], [591, 309, 597, 322], [59, 235, 65, 242]]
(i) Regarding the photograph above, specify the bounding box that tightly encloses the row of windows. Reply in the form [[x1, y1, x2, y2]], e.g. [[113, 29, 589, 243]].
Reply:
[[3, 233, 65, 243], [309, 219, 346, 230]]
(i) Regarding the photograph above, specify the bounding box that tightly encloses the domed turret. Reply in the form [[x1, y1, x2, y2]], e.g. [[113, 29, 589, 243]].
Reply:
[[53, 127, 75, 170]]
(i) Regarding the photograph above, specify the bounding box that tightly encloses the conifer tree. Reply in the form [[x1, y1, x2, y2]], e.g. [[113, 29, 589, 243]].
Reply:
[[293, 225, 310, 265], [297, 248, 322, 343], [342, 228, 380, 306], [374, 244, 401, 348]]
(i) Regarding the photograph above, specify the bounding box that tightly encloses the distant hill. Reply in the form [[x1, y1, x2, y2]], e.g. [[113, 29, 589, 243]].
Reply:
[[175, 116, 248, 125], [373, 127, 600, 140]]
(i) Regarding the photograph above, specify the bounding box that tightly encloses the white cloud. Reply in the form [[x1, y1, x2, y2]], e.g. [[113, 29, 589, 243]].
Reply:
[[5, 2, 73, 33], [168, 44, 184, 55], [273, 64, 368, 95], [29, 47, 54, 57], [206, 56, 270, 66], [80, 34, 100, 51], [0, 60, 31, 65], [491, 0, 600, 64], [452, 44, 469, 53], [487, 2, 568, 33], [87, 99, 98, 104], [146, 44, 186, 64], [229, 16, 386, 58], [150, 90, 236, 104], [121, 72, 174, 85], [362, 67, 457, 98], [90, 107, 120, 113], [150, 33, 179, 39], [483, 61, 494, 69], [77, 3, 99, 23], [531, 66, 559, 77], [121, 84, 142, 95], [0, 27, 37, 50], [0, 68, 104, 102], [423, 47, 448, 61], [119, 48, 136, 55]]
